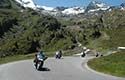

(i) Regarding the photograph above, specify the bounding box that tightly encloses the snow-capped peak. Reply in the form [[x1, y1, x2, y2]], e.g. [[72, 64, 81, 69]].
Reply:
[[15, 0, 125, 16], [120, 3, 125, 10], [15, 0, 37, 9], [91, 1, 106, 7], [15, 0, 54, 11], [62, 7, 85, 15], [86, 1, 110, 12]]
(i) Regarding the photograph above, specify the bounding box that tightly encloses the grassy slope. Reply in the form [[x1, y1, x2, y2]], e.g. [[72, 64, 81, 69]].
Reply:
[[0, 50, 77, 64], [87, 27, 125, 77], [87, 27, 125, 53], [0, 54, 34, 64], [88, 51, 125, 77]]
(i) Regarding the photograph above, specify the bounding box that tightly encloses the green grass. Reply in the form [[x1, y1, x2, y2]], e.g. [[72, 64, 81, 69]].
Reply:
[[88, 50, 125, 77], [0, 49, 78, 64], [0, 54, 34, 64]]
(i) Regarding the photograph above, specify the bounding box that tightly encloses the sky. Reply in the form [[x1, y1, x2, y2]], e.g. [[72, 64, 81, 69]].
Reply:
[[34, 0, 124, 7]]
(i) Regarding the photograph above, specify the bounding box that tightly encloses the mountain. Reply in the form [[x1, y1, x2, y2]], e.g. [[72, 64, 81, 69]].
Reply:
[[0, 0, 23, 9], [62, 7, 85, 15], [39, 6, 85, 16], [0, 0, 66, 57], [14, 0, 125, 16], [120, 3, 125, 10], [15, 0, 54, 11], [0, 0, 125, 58], [121, 3, 125, 7], [14, 0, 85, 15], [85, 1, 110, 13], [15, 0, 37, 9], [106, 2, 125, 11], [13, 0, 117, 16], [53, 7, 68, 11], [40, 6, 54, 11]]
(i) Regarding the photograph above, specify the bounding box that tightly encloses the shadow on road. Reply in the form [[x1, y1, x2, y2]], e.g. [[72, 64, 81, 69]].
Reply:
[[38, 67, 50, 71]]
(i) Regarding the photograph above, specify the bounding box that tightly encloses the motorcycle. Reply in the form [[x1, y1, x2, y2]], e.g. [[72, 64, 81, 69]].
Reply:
[[55, 50, 62, 59], [34, 56, 48, 70], [55, 54, 62, 59]]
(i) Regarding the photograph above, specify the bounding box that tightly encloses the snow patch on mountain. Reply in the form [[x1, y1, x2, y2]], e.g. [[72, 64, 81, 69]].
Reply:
[[62, 7, 85, 15], [41, 6, 54, 11], [15, 0, 37, 9], [88, 7, 110, 12], [96, 3, 106, 7]]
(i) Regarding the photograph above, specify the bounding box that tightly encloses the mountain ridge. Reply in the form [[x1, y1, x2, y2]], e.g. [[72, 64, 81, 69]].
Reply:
[[15, 0, 125, 15]]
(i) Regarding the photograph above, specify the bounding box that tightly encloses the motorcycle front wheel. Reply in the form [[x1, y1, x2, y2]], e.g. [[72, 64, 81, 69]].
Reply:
[[37, 61, 44, 70]]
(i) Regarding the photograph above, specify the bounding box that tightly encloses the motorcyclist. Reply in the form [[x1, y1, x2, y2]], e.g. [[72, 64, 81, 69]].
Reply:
[[55, 50, 62, 59], [34, 47, 47, 69], [38, 51, 45, 60]]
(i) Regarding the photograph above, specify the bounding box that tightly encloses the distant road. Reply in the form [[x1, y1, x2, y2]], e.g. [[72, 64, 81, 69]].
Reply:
[[0, 56, 124, 80]]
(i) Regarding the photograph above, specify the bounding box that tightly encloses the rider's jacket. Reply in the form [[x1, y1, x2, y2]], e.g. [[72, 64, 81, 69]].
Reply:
[[37, 51, 45, 61]]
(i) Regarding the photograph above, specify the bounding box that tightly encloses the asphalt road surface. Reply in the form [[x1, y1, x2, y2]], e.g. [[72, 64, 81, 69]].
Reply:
[[0, 56, 125, 80]]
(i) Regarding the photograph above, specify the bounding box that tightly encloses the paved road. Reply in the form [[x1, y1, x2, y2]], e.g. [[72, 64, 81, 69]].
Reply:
[[0, 56, 124, 80]]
